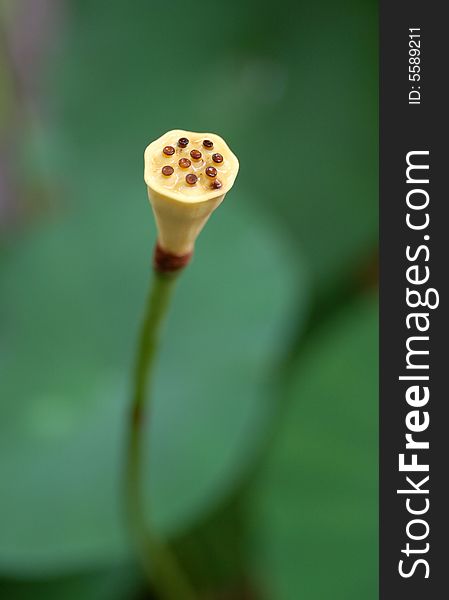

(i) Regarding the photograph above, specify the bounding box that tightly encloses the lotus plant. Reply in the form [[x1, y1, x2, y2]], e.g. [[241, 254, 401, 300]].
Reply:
[[125, 130, 239, 599]]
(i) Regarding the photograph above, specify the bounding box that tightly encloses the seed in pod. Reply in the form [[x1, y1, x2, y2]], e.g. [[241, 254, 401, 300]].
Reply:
[[186, 173, 198, 185], [211, 179, 222, 189], [163, 145, 175, 156], [178, 137, 189, 148], [190, 149, 202, 161], [162, 165, 174, 176], [203, 139, 214, 149], [212, 153, 223, 164], [205, 166, 217, 178], [178, 158, 191, 169]]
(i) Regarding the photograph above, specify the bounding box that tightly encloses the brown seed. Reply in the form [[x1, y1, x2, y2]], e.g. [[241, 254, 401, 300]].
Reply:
[[211, 179, 222, 189], [190, 149, 202, 161], [186, 173, 198, 185], [162, 165, 174, 176], [212, 153, 223, 164], [163, 145, 175, 156], [203, 139, 214, 149], [178, 137, 189, 148], [205, 166, 217, 178], [179, 158, 191, 169]]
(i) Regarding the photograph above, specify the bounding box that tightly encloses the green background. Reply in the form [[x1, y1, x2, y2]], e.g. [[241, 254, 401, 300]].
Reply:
[[0, 0, 378, 598]]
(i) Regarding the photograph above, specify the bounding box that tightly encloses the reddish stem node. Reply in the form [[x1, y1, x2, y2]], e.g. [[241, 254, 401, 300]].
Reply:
[[153, 244, 193, 273]]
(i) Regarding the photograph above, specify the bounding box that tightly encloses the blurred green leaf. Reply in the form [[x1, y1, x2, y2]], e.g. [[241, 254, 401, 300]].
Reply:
[[0, 565, 141, 600], [152, 0, 377, 285], [250, 295, 378, 599], [0, 182, 303, 574]]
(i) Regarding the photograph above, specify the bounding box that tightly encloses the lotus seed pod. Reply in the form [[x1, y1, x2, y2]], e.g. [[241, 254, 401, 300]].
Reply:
[[144, 129, 239, 258]]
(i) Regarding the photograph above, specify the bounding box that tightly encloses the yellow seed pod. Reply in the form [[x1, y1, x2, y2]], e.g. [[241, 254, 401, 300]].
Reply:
[[144, 129, 239, 258]]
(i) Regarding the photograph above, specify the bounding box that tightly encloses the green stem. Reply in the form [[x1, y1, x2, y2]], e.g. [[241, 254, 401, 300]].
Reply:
[[125, 269, 198, 600]]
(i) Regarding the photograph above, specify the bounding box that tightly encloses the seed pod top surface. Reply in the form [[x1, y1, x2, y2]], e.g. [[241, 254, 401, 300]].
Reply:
[[144, 129, 239, 203]]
